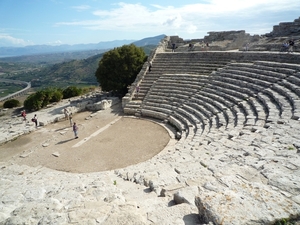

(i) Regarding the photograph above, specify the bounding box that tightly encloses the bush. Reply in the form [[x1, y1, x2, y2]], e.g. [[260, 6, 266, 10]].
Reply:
[[24, 87, 63, 111], [51, 89, 63, 102], [24, 93, 42, 111], [62, 86, 82, 99], [3, 99, 20, 108]]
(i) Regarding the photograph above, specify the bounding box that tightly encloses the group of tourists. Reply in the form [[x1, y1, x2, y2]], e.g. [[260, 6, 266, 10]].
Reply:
[[281, 39, 295, 52], [21, 110, 38, 127]]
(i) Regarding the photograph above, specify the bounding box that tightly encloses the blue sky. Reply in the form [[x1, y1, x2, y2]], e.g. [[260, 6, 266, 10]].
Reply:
[[0, 0, 299, 47]]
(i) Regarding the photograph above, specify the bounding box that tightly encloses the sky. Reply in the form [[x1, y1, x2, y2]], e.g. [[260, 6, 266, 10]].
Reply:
[[0, 0, 299, 47]]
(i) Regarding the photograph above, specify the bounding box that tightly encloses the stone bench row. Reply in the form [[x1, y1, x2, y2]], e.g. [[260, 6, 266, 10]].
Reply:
[[128, 55, 297, 128], [209, 74, 294, 121], [141, 67, 300, 139], [142, 83, 248, 140], [132, 74, 211, 101], [155, 52, 300, 64], [212, 64, 300, 119], [144, 86, 252, 135], [134, 59, 300, 103], [229, 62, 295, 77], [152, 62, 228, 68], [210, 75, 296, 121]]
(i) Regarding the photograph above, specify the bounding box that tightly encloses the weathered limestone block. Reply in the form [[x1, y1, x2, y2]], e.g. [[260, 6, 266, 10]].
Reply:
[[173, 186, 199, 205], [195, 176, 300, 225], [86, 97, 120, 111], [37, 213, 68, 225], [147, 203, 200, 225]]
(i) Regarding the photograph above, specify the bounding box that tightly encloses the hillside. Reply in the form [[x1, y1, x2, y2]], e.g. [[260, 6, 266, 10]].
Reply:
[[0, 34, 166, 60], [0, 34, 164, 91], [6, 44, 157, 89], [0, 49, 108, 65]]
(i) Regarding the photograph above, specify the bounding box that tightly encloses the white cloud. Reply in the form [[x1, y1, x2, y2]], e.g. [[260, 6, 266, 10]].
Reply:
[[72, 5, 91, 12], [55, 1, 300, 37], [0, 34, 33, 47]]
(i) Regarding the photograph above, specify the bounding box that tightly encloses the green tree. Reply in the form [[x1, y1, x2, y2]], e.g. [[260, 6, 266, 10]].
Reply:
[[95, 44, 147, 97], [3, 99, 20, 108], [24, 93, 42, 111], [51, 88, 63, 102], [62, 86, 82, 99], [24, 87, 63, 111]]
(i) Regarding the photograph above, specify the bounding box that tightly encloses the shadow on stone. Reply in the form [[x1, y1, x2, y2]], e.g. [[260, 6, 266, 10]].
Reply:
[[183, 213, 201, 225], [56, 138, 75, 145]]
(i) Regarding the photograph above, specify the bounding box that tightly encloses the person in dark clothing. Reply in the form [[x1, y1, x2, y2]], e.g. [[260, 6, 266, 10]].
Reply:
[[73, 122, 78, 139], [288, 39, 295, 53], [172, 43, 176, 52], [148, 61, 152, 72], [31, 114, 38, 127]]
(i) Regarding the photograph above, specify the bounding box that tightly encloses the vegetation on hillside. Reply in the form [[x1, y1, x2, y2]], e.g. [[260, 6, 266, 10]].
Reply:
[[23, 86, 93, 111], [95, 44, 147, 97], [0, 45, 156, 98], [0, 83, 25, 98], [3, 99, 20, 108]]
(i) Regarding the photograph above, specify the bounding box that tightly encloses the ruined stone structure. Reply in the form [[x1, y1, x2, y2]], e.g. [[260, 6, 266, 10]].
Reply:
[[266, 17, 300, 37], [122, 29, 300, 223], [1, 17, 300, 225]]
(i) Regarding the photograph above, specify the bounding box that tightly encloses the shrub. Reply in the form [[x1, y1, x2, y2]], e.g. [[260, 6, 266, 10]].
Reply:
[[51, 89, 63, 102], [62, 86, 82, 99], [24, 87, 63, 111], [24, 93, 42, 111], [3, 99, 20, 108]]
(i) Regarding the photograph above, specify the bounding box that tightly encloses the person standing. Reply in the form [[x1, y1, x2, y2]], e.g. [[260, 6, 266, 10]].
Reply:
[[148, 60, 152, 72], [73, 122, 78, 139], [21, 110, 26, 122], [32, 114, 38, 127], [245, 43, 249, 51], [69, 113, 73, 126], [172, 43, 176, 52], [64, 108, 69, 120], [288, 39, 295, 53], [136, 85, 140, 98]]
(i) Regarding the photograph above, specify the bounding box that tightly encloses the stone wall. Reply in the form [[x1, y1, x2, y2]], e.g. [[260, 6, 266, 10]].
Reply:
[[266, 17, 300, 37]]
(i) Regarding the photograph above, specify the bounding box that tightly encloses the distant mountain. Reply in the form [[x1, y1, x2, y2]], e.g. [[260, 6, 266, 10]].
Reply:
[[0, 34, 166, 58], [0, 40, 134, 58], [132, 34, 166, 46]]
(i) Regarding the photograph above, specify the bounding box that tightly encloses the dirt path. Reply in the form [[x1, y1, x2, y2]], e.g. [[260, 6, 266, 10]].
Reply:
[[0, 103, 171, 173]]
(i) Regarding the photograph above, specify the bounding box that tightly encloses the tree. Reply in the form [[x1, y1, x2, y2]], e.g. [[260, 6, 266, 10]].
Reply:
[[95, 44, 147, 97], [24, 87, 63, 111], [3, 99, 20, 108], [62, 86, 82, 99]]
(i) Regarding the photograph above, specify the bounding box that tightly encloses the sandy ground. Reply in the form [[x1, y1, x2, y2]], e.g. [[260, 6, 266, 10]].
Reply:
[[0, 103, 171, 173]]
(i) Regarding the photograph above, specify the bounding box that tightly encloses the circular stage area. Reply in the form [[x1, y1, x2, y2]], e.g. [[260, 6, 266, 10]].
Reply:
[[0, 105, 171, 173]]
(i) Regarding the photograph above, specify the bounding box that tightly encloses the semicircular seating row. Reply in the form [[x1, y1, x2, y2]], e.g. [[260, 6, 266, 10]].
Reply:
[[139, 60, 300, 143]]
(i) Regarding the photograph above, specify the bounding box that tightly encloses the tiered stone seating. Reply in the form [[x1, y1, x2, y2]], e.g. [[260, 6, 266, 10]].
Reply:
[[125, 52, 300, 144], [121, 39, 300, 224], [130, 52, 230, 103]]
